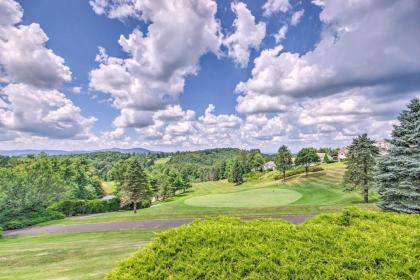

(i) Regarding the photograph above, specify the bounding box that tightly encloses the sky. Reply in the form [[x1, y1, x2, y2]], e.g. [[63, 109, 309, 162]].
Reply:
[[0, 0, 419, 153]]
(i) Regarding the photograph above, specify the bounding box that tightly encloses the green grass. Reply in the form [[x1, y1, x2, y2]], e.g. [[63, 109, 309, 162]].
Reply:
[[184, 188, 302, 208], [0, 229, 159, 280], [106, 210, 420, 280], [41, 162, 379, 226]]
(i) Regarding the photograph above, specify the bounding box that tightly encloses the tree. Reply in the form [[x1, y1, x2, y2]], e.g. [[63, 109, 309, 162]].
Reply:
[[229, 160, 244, 185], [343, 134, 378, 203], [275, 145, 293, 181], [295, 148, 320, 176], [119, 159, 149, 213], [376, 98, 420, 213], [252, 153, 265, 171]]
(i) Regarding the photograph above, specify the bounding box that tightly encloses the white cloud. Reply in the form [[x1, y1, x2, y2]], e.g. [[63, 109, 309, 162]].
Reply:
[[224, 2, 266, 68], [239, 0, 420, 98], [71, 86, 82, 94], [274, 25, 288, 43], [0, 84, 96, 139], [0, 0, 95, 142], [89, 0, 222, 129], [263, 0, 291, 16], [290, 9, 304, 26], [0, 4, 71, 89]]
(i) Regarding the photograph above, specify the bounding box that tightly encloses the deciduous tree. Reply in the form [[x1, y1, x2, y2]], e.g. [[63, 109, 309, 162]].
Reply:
[[295, 148, 320, 176], [275, 145, 293, 181]]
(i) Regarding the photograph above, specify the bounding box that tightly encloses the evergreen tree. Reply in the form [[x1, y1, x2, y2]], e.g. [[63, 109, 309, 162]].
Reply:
[[295, 148, 320, 176], [275, 145, 293, 181], [119, 159, 149, 213], [343, 134, 378, 203], [229, 160, 244, 185], [376, 98, 420, 213]]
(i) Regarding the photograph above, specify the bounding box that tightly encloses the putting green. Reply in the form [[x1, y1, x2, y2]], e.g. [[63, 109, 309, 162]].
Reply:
[[184, 188, 302, 208]]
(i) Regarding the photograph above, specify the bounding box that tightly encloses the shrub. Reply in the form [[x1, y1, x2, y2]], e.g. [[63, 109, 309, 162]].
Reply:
[[106, 209, 419, 280], [0, 208, 65, 230], [49, 198, 121, 216], [243, 171, 265, 181], [49, 198, 151, 216], [0, 226, 3, 238], [273, 165, 324, 180]]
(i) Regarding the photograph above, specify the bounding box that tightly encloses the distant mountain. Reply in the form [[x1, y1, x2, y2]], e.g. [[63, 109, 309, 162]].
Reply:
[[0, 147, 157, 156]]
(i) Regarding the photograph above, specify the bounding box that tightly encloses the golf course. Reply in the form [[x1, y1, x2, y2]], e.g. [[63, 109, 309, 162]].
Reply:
[[0, 162, 380, 280]]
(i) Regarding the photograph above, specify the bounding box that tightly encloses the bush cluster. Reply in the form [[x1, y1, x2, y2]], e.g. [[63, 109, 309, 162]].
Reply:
[[273, 165, 324, 180], [48, 198, 121, 216], [106, 209, 419, 280], [0, 208, 65, 230], [49, 198, 152, 216]]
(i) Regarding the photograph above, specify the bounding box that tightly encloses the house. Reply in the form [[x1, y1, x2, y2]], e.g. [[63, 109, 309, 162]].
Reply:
[[317, 153, 332, 162], [262, 161, 276, 171], [101, 195, 116, 201], [374, 139, 392, 155], [338, 147, 349, 160]]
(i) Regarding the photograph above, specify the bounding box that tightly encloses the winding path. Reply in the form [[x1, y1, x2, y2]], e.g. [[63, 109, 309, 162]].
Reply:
[[3, 215, 313, 237]]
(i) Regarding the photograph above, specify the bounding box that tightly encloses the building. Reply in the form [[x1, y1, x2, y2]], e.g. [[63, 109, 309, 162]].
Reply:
[[262, 161, 276, 171], [375, 139, 392, 155], [101, 195, 116, 201], [338, 147, 349, 160]]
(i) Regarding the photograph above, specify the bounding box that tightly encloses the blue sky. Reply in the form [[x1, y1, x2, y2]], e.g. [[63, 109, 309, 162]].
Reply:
[[0, 0, 419, 152]]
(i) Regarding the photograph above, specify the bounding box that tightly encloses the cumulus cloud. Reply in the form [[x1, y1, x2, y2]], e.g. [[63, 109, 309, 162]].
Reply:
[[224, 2, 266, 68], [239, 0, 420, 98], [89, 0, 222, 129], [274, 25, 288, 43], [0, 0, 95, 141], [263, 0, 291, 16], [290, 9, 304, 26]]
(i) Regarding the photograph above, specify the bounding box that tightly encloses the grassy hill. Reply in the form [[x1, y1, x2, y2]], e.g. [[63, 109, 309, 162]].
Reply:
[[43, 162, 378, 226]]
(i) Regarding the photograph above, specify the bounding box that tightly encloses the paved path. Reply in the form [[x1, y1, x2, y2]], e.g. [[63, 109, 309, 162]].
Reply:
[[3, 215, 313, 237]]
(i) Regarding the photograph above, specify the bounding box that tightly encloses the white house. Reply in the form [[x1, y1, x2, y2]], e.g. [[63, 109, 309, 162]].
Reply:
[[374, 139, 392, 155], [338, 147, 349, 160], [262, 161, 276, 171]]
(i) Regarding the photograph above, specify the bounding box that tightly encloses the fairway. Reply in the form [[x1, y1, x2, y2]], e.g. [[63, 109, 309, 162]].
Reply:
[[184, 188, 302, 208]]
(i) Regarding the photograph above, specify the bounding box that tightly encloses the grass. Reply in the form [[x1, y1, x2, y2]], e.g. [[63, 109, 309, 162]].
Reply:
[[41, 162, 379, 226], [0, 229, 160, 280], [101, 181, 117, 195], [184, 188, 302, 208]]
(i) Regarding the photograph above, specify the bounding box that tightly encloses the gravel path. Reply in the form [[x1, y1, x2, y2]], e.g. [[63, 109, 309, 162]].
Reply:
[[3, 215, 313, 237]]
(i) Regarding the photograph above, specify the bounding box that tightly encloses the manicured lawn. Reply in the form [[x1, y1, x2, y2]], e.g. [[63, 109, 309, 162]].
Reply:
[[0, 229, 159, 280], [41, 162, 378, 226], [184, 188, 302, 208]]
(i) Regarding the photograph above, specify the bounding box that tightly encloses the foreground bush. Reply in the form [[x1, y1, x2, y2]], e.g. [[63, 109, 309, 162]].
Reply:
[[107, 209, 419, 280], [0, 208, 65, 230]]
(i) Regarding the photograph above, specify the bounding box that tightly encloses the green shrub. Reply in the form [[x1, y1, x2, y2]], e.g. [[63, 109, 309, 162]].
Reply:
[[107, 209, 419, 280], [0, 226, 3, 238], [274, 165, 324, 180], [0, 208, 65, 230], [49, 198, 121, 216], [243, 171, 265, 181]]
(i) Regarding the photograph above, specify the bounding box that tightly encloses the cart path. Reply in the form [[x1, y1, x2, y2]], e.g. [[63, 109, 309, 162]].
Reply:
[[3, 215, 313, 237]]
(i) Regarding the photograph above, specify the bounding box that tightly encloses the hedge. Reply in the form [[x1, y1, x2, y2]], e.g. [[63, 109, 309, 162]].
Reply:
[[106, 208, 419, 280], [0, 208, 65, 230], [48, 198, 121, 216], [49, 198, 152, 216]]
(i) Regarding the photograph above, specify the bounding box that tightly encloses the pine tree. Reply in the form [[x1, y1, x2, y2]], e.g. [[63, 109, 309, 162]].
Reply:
[[275, 145, 293, 181], [119, 159, 149, 213], [376, 98, 420, 213], [343, 134, 378, 203], [229, 160, 244, 185]]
